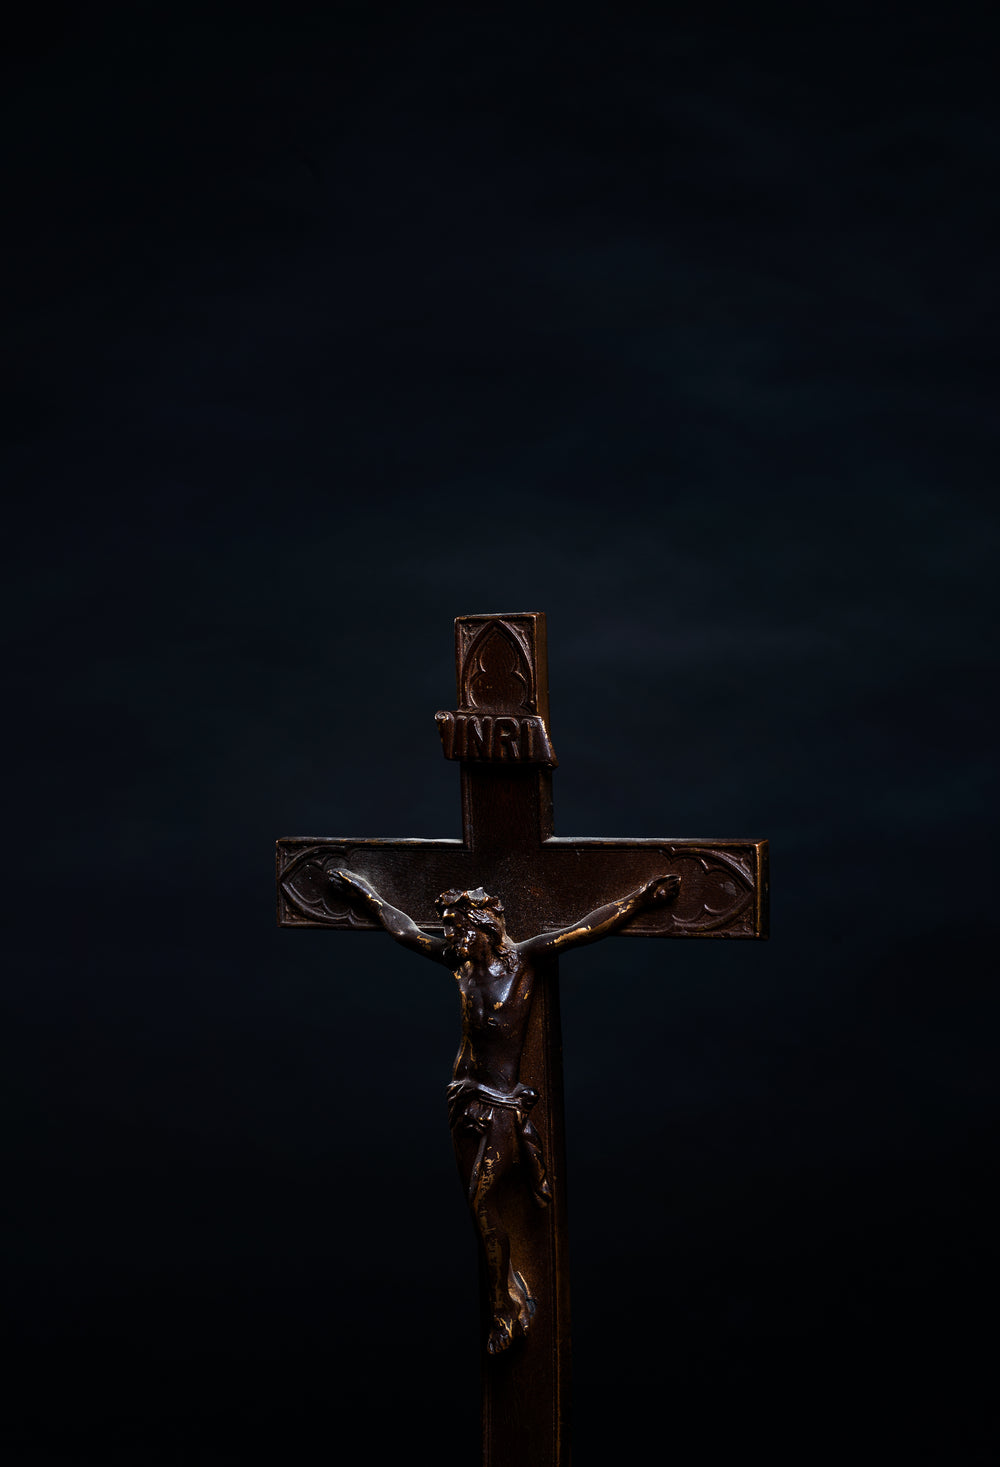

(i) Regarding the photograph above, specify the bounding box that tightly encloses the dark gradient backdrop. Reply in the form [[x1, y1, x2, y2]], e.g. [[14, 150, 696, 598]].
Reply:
[[5, 5, 997, 1464]]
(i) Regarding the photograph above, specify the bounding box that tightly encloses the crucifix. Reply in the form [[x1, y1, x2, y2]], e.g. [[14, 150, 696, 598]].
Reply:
[[276, 612, 768, 1466]]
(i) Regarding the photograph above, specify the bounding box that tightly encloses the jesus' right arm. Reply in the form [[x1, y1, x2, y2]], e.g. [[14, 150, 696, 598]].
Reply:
[[327, 870, 449, 964]]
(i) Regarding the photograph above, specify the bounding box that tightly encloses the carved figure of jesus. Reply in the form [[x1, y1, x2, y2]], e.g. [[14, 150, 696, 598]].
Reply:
[[329, 869, 680, 1355]]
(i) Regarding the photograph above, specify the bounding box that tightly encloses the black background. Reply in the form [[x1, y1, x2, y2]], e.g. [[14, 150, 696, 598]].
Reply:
[[5, 4, 997, 1463]]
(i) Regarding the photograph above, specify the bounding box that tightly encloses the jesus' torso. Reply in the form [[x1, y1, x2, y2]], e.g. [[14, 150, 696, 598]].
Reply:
[[451, 951, 537, 1091]]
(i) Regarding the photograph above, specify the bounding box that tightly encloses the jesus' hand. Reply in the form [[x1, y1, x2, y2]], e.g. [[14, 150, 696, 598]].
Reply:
[[640, 874, 681, 905], [327, 868, 377, 902]]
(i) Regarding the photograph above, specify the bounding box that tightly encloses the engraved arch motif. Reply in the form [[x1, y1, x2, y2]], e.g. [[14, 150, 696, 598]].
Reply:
[[279, 844, 370, 925], [462, 620, 533, 713], [670, 847, 756, 933]]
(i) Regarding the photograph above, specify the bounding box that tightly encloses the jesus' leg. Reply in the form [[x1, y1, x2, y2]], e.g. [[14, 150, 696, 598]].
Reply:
[[453, 1112, 532, 1354]]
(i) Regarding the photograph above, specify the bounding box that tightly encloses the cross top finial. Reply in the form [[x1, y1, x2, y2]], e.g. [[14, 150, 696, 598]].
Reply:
[[436, 612, 557, 766]]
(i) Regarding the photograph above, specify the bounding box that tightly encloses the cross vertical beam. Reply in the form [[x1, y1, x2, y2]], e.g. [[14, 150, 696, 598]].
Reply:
[[447, 615, 570, 1464]]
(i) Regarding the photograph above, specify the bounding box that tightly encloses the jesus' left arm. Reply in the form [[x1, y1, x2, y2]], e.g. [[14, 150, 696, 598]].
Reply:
[[516, 875, 680, 960]]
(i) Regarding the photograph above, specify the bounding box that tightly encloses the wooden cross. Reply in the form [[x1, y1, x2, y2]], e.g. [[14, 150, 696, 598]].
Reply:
[[276, 612, 768, 1466]]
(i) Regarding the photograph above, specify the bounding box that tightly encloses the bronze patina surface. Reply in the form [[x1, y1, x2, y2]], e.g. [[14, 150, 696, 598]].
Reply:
[[276, 611, 768, 1466]]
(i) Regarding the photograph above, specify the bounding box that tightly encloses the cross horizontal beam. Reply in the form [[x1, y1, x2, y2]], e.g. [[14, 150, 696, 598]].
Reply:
[[277, 836, 768, 940]]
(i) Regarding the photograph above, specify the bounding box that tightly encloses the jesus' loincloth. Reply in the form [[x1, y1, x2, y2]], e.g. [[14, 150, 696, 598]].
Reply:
[[446, 1077, 551, 1207]]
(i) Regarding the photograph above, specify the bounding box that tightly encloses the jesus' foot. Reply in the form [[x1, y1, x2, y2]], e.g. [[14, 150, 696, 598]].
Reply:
[[487, 1274, 535, 1355], [486, 1306, 527, 1355], [486, 1311, 518, 1355]]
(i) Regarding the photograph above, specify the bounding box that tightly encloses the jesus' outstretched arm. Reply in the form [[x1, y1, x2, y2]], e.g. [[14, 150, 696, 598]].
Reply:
[[327, 869, 449, 963], [517, 874, 680, 960]]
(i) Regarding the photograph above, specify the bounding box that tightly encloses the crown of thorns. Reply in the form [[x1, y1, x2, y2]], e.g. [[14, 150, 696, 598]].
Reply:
[[434, 887, 505, 918]]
